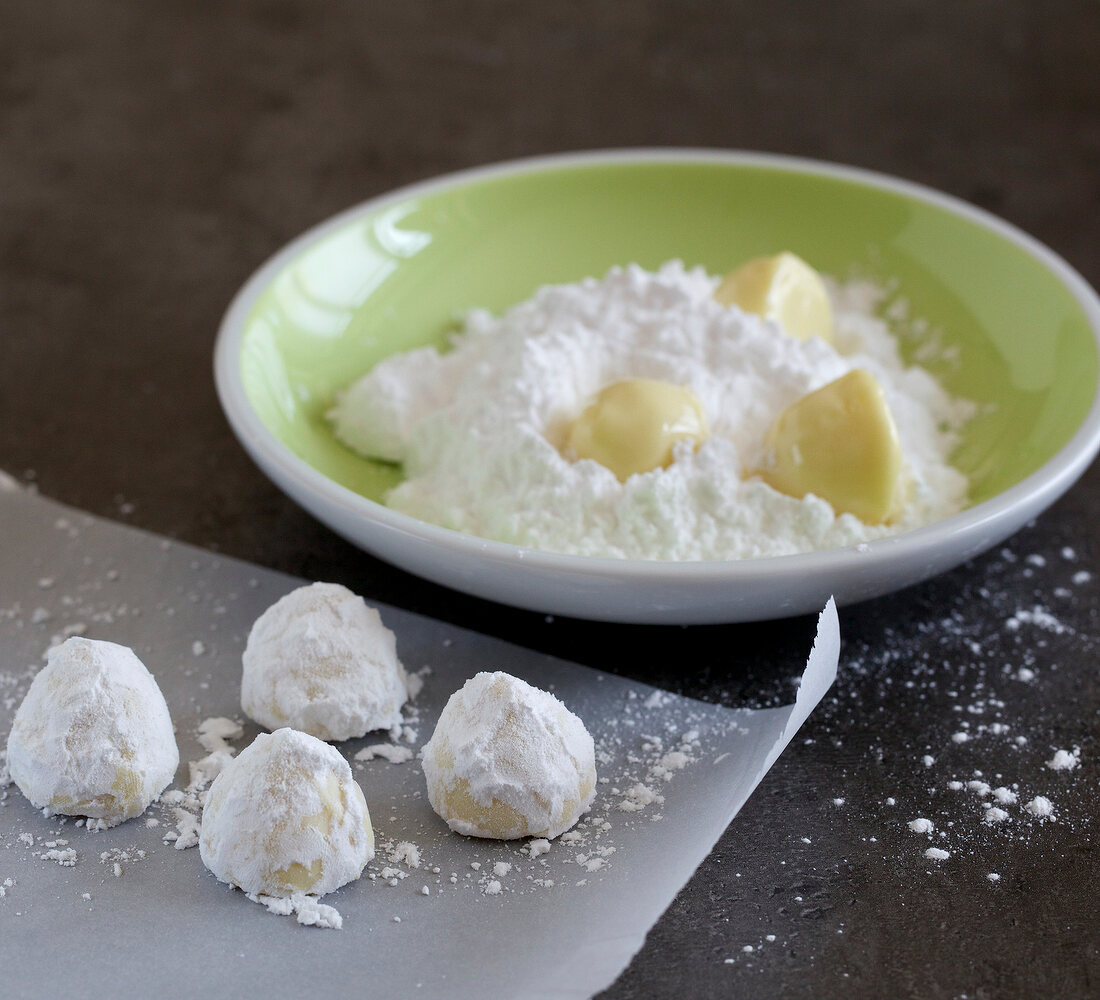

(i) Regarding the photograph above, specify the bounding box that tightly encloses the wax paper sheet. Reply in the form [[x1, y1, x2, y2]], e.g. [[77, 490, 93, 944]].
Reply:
[[0, 476, 838, 999]]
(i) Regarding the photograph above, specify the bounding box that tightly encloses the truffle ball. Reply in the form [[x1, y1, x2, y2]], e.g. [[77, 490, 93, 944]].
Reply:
[[6, 637, 179, 827], [199, 727, 374, 898], [422, 671, 596, 840], [241, 582, 408, 742]]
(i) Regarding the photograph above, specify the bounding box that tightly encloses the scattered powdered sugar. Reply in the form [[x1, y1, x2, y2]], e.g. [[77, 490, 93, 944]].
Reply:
[[248, 891, 344, 930], [330, 262, 972, 560], [354, 743, 415, 764], [99, 846, 147, 876], [390, 842, 421, 869], [160, 717, 244, 851], [813, 540, 1094, 884], [196, 716, 244, 755], [1005, 607, 1071, 635], [1045, 748, 1080, 771], [1024, 796, 1055, 820], [355, 681, 739, 906], [39, 846, 78, 866]]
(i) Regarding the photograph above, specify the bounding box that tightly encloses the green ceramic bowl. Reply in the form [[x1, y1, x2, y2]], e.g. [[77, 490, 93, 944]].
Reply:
[[215, 150, 1100, 623]]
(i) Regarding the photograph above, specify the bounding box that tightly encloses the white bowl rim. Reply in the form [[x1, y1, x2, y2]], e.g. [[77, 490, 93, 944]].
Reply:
[[214, 147, 1100, 591]]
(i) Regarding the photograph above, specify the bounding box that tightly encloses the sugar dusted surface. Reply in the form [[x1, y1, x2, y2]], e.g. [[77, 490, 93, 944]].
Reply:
[[331, 262, 973, 560]]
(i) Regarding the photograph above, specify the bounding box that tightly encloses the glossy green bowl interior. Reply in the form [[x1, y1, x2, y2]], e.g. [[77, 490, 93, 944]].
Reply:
[[239, 157, 1099, 509]]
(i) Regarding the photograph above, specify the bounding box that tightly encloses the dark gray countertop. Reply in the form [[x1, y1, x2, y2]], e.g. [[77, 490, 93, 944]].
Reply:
[[2, 3, 1098, 996]]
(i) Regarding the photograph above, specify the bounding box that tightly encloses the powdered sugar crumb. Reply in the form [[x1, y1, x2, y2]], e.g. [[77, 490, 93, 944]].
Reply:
[[1045, 748, 1080, 771], [1024, 796, 1055, 820], [355, 743, 415, 764], [248, 891, 343, 930], [390, 842, 422, 869]]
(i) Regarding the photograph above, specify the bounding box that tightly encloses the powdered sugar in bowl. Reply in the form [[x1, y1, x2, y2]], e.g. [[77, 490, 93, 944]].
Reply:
[[214, 150, 1100, 624]]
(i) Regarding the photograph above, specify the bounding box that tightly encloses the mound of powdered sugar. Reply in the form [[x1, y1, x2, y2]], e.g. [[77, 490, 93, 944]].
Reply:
[[330, 261, 973, 560]]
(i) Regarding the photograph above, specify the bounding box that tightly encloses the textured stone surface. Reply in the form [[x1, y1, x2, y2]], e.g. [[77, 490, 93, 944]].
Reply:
[[2, 2, 1098, 996]]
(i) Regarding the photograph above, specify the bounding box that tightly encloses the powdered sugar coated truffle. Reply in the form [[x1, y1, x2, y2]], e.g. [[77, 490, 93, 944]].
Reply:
[[6, 637, 179, 827], [422, 671, 596, 840], [200, 727, 374, 898], [241, 582, 408, 742]]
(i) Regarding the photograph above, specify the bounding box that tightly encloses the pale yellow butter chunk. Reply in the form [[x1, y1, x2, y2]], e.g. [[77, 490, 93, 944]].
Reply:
[[566, 378, 709, 482], [759, 369, 903, 524], [715, 251, 834, 343]]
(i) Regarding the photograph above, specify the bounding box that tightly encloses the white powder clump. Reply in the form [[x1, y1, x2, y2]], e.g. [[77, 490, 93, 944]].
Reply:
[[248, 890, 344, 930], [6, 637, 178, 828], [1046, 749, 1080, 772], [161, 717, 245, 851], [924, 848, 950, 861], [197, 717, 243, 755], [241, 583, 408, 742], [41, 847, 78, 866], [354, 743, 414, 764], [422, 671, 596, 840], [199, 728, 374, 898], [619, 782, 664, 813], [1025, 796, 1055, 820], [907, 818, 934, 834], [330, 262, 971, 560], [390, 841, 421, 869]]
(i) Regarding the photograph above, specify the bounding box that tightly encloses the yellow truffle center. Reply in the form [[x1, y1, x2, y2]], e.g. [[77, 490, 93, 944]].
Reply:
[[758, 369, 904, 524], [715, 251, 834, 343], [566, 378, 709, 482]]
